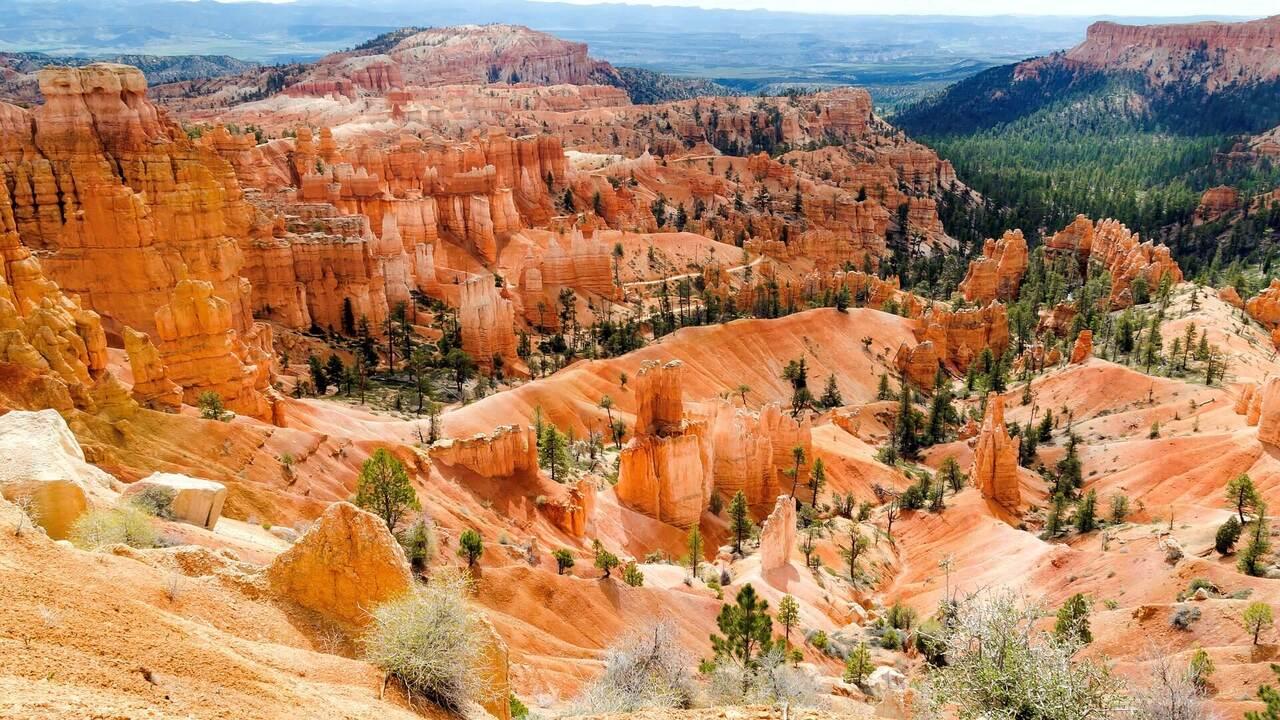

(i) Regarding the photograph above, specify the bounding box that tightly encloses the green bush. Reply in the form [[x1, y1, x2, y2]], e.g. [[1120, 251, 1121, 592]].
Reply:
[[70, 505, 159, 550]]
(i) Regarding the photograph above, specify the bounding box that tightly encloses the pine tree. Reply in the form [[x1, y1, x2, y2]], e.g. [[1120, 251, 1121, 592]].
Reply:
[[777, 595, 800, 649], [354, 448, 420, 531], [709, 584, 775, 679], [458, 528, 483, 567], [877, 373, 893, 400], [728, 491, 751, 555], [687, 525, 704, 578], [538, 423, 571, 483], [819, 374, 843, 408], [807, 458, 826, 509], [1239, 509, 1272, 577], [1227, 473, 1262, 522], [844, 642, 873, 685], [1074, 489, 1098, 533], [894, 385, 920, 459], [1053, 593, 1092, 645]]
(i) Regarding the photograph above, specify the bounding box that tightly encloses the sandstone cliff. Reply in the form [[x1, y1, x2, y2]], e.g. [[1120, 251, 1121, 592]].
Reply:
[[970, 393, 1020, 512]]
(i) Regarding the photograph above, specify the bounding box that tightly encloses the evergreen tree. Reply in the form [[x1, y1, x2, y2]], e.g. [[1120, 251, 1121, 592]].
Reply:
[[1239, 508, 1272, 577], [1053, 593, 1092, 645], [538, 423, 572, 483], [844, 642, 873, 685], [308, 354, 328, 394], [325, 354, 345, 394], [1074, 489, 1098, 533], [458, 528, 483, 567], [709, 584, 775, 679], [1227, 473, 1262, 522], [552, 548, 575, 575], [819, 374, 843, 408], [687, 525, 704, 578], [807, 458, 827, 509], [894, 385, 920, 459], [728, 491, 751, 555], [354, 448, 419, 531], [777, 595, 800, 649]]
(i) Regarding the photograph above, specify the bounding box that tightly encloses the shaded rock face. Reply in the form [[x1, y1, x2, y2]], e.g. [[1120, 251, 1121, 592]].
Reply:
[[0, 409, 114, 539], [459, 275, 518, 371], [475, 615, 512, 720], [895, 340, 938, 390], [1045, 215, 1182, 309], [709, 399, 814, 518], [970, 393, 1020, 512], [266, 502, 413, 629], [758, 494, 796, 572], [959, 230, 1028, 304], [617, 432, 709, 529], [1220, 285, 1245, 309], [1070, 330, 1093, 364], [431, 424, 537, 478], [121, 472, 227, 529], [1258, 377, 1280, 447]]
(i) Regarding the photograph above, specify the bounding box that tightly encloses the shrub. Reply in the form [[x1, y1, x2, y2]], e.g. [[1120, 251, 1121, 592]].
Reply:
[[572, 621, 694, 713], [886, 602, 918, 630], [553, 548, 575, 575], [70, 505, 159, 550], [1188, 648, 1214, 690], [1169, 604, 1201, 631], [920, 590, 1126, 720], [878, 627, 907, 650], [457, 528, 483, 567], [807, 629, 828, 652], [1215, 516, 1241, 554], [623, 562, 645, 587], [509, 693, 529, 719], [706, 647, 819, 707], [363, 572, 496, 711], [129, 486, 176, 519], [397, 519, 435, 571], [197, 391, 228, 421]]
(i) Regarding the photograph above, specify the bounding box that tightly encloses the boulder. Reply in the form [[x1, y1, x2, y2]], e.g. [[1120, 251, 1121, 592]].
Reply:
[[0, 409, 113, 539], [266, 502, 413, 629], [122, 473, 227, 529]]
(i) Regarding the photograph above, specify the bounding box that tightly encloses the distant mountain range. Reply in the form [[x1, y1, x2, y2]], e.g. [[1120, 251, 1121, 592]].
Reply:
[[1, 0, 1259, 108]]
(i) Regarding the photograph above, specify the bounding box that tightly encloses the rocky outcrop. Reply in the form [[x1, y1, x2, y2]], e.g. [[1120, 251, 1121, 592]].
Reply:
[[634, 359, 685, 437], [1220, 286, 1245, 309], [1258, 377, 1280, 447], [0, 409, 114, 539], [431, 425, 537, 478], [758, 494, 796, 571], [1045, 216, 1182, 309], [709, 402, 777, 516], [153, 279, 272, 420], [1070, 330, 1093, 364], [970, 393, 1020, 512], [476, 615, 513, 720], [122, 327, 182, 411], [1247, 280, 1280, 338], [918, 304, 1010, 372], [895, 340, 939, 390], [959, 230, 1028, 304], [121, 472, 227, 529], [266, 502, 413, 629], [545, 478, 595, 538], [1196, 186, 1241, 223], [1031, 16, 1280, 91], [458, 275, 518, 371], [616, 431, 709, 529], [284, 25, 615, 98]]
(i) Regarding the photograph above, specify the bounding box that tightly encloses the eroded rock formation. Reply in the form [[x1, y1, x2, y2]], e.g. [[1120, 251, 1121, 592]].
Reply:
[[970, 393, 1020, 512], [634, 359, 685, 436], [122, 327, 182, 411], [918, 304, 1010, 372], [1257, 377, 1280, 447], [758, 494, 796, 571], [1045, 216, 1182, 309], [431, 424, 538, 478], [959, 230, 1028, 304], [1070, 330, 1093, 364]]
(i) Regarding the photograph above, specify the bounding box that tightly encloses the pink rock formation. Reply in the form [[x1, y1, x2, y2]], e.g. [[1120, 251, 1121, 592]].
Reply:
[[1196, 186, 1241, 223], [709, 401, 778, 517], [152, 279, 272, 420], [959, 230, 1028, 303], [634, 359, 685, 437], [1070, 330, 1093, 364], [970, 393, 1021, 512], [266, 502, 413, 630], [758, 494, 797, 571], [616, 432, 709, 529], [1258, 377, 1280, 446], [431, 424, 537, 478], [458, 275, 518, 370], [122, 327, 183, 411], [1045, 216, 1182, 309], [895, 340, 939, 390]]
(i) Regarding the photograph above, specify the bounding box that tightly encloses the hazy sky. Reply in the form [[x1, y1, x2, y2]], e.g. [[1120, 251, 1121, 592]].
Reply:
[[537, 0, 1275, 16]]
